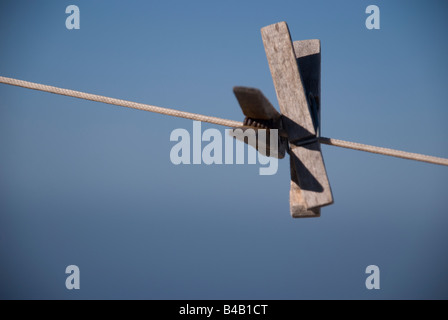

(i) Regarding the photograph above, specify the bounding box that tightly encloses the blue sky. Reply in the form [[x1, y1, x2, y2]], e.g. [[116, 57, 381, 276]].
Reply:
[[0, 0, 447, 299]]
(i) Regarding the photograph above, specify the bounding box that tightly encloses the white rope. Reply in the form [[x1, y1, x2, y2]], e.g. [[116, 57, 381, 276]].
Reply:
[[1, 75, 447, 167], [0, 76, 243, 128], [318, 137, 448, 167]]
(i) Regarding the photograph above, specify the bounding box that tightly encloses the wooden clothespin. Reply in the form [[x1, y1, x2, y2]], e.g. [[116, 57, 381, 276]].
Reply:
[[233, 21, 333, 218]]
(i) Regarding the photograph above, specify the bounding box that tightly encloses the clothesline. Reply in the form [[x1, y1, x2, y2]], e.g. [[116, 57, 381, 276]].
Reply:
[[1, 75, 447, 166]]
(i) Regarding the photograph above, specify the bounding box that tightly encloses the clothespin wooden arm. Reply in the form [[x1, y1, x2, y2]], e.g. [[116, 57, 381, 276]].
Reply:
[[261, 22, 333, 218]]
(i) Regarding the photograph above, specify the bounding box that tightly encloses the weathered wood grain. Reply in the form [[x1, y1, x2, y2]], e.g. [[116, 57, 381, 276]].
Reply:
[[233, 86, 281, 120], [261, 22, 316, 142]]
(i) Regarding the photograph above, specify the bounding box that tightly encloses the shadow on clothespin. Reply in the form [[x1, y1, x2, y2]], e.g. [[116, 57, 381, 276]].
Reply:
[[232, 21, 333, 218]]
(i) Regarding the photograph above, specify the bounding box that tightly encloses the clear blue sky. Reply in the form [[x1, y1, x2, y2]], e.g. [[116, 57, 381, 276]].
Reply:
[[0, 0, 447, 299]]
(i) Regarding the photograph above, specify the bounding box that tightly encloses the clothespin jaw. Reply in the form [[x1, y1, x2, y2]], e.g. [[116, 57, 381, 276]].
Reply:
[[232, 86, 288, 159], [260, 21, 333, 218]]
